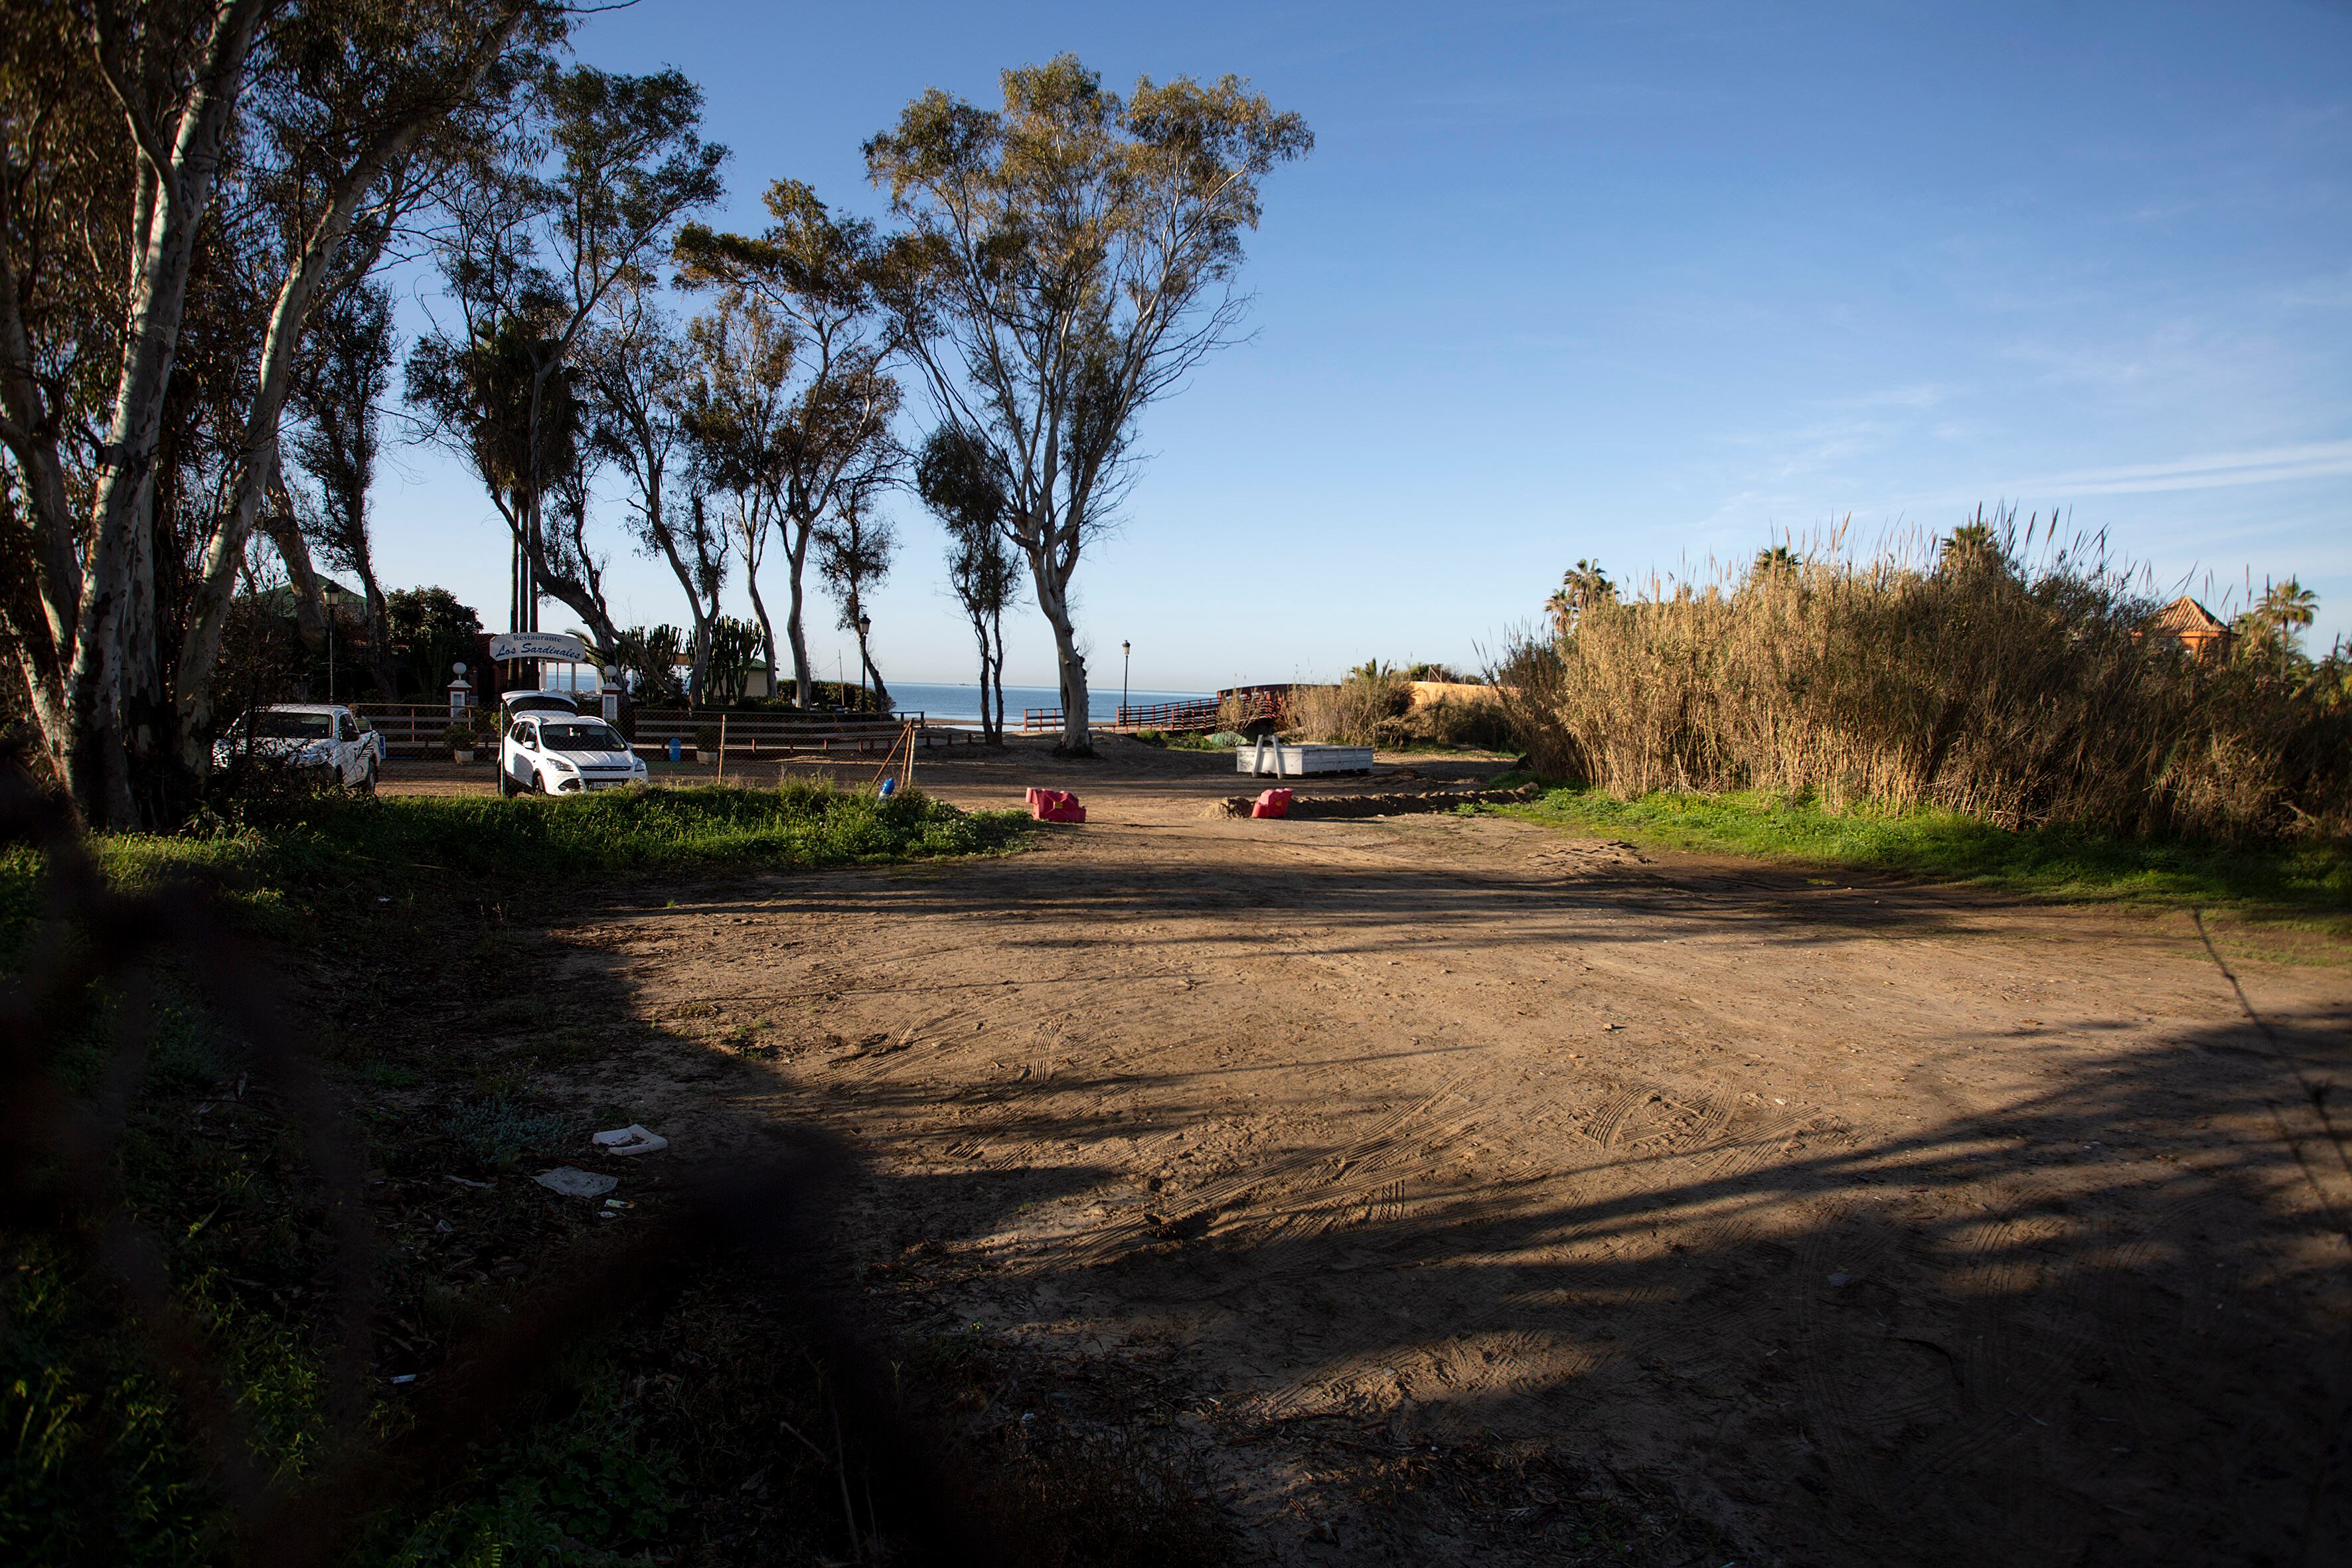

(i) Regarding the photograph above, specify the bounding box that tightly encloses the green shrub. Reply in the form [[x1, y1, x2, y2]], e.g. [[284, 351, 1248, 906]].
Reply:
[[438, 1093, 580, 1168]]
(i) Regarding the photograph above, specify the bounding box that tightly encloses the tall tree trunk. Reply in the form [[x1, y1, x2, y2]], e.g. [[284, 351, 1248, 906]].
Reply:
[[171, 116, 429, 781], [1030, 556, 1089, 751], [782, 509, 814, 708], [965, 606, 992, 743], [988, 602, 1006, 745], [60, 0, 271, 825], [742, 563, 777, 708], [645, 521, 716, 708], [357, 570, 400, 700], [266, 503, 330, 653], [854, 619, 889, 714]]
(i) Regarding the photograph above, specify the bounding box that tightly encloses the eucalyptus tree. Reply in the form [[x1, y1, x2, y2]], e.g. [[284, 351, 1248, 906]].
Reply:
[[578, 274, 725, 702], [674, 179, 900, 708], [676, 295, 793, 698], [1, 0, 564, 824], [287, 280, 402, 698], [916, 423, 1020, 744], [407, 64, 724, 685], [866, 55, 1310, 749], [814, 478, 896, 712]]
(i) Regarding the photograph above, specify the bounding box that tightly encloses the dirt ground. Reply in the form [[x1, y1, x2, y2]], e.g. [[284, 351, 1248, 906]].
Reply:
[[386, 741, 2352, 1566]]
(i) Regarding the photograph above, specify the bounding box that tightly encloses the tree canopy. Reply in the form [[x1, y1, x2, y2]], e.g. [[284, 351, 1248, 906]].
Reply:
[[866, 54, 1309, 747]]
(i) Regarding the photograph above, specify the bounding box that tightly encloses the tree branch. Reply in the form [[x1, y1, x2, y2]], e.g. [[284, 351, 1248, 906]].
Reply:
[[84, 14, 175, 189]]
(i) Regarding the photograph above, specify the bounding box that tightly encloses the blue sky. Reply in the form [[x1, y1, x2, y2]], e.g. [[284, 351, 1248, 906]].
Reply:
[[370, 1, 2352, 691]]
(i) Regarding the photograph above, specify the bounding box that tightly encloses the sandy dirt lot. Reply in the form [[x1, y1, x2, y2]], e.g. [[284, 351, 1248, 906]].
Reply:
[[386, 742, 2352, 1565]]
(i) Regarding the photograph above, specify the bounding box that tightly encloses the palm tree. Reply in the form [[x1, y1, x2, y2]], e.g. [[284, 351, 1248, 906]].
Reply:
[[2260, 578, 2318, 640], [2250, 578, 2319, 674], [1752, 544, 1802, 579], [1938, 518, 2001, 575], [1545, 559, 1615, 637]]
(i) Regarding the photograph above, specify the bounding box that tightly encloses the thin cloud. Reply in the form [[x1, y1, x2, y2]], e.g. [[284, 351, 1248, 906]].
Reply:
[[1999, 440, 2352, 499]]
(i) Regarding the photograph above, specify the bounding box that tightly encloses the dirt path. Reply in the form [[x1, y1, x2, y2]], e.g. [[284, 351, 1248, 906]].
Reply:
[[479, 747, 2351, 1565]]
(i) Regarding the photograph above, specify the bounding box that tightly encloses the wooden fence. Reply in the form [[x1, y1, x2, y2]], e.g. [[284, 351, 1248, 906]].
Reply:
[[1111, 697, 1221, 732], [625, 709, 982, 756], [351, 702, 984, 759], [353, 704, 467, 757]]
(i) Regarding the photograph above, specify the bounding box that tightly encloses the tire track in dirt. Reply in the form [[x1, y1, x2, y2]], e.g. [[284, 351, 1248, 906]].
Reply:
[[1050, 1084, 1480, 1271], [566, 759, 2352, 1567], [1796, 1161, 2093, 1568]]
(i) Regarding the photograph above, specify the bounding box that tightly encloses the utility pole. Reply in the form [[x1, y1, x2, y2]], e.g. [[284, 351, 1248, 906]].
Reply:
[[1122, 639, 1131, 724]]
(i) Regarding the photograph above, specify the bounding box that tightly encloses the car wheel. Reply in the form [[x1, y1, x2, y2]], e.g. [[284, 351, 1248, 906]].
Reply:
[[361, 759, 378, 794], [530, 770, 548, 796]]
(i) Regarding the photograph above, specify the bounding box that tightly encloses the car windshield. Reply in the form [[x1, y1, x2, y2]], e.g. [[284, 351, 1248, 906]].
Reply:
[[540, 722, 627, 753], [246, 711, 331, 740]]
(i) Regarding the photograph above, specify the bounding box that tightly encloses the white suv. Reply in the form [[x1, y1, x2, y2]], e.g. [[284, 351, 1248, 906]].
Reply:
[[499, 714, 647, 797], [214, 703, 382, 791]]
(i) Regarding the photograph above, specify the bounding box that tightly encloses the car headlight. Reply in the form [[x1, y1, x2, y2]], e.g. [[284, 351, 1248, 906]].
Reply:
[[547, 755, 578, 772]]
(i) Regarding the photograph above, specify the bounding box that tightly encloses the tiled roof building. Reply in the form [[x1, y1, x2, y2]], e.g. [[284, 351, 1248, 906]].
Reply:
[[2146, 595, 2234, 661]]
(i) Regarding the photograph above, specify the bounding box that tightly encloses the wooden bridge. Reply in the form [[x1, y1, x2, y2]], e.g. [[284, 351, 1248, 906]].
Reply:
[[1020, 687, 1288, 736]]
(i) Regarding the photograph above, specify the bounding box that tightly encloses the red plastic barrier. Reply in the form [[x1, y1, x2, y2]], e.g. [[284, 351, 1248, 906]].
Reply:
[[1025, 787, 1086, 823], [1250, 788, 1293, 819]]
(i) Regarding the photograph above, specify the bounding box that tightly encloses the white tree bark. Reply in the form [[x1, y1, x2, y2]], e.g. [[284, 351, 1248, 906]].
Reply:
[[59, 0, 272, 824], [172, 123, 429, 771]]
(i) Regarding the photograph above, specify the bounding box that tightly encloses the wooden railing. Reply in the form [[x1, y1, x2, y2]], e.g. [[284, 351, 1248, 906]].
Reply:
[[625, 709, 979, 755], [1112, 698, 1221, 732], [352, 703, 469, 756], [1024, 688, 1287, 736], [1215, 687, 1289, 728], [349, 702, 988, 758]]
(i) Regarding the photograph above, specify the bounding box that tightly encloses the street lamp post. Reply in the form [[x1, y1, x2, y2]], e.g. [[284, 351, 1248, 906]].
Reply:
[[323, 581, 341, 702], [1121, 639, 1131, 725], [858, 613, 872, 712]]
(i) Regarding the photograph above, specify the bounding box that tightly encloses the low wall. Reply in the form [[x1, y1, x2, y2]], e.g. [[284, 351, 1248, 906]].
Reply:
[[1406, 680, 1499, 710]]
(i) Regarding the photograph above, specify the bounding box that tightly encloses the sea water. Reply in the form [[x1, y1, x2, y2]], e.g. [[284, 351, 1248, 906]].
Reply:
[[888, 682, 1213, 725]]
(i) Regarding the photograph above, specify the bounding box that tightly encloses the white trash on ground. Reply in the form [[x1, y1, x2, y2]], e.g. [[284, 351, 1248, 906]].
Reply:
[[593, 1125, 669, 1156], [534, 1166, 619, 1198]]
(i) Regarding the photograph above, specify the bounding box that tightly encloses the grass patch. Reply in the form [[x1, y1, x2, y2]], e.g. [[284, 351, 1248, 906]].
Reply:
[[1496, 785, 2352, 932], [3, 779, 1053, 1561], [2, 782, 1028, 954]]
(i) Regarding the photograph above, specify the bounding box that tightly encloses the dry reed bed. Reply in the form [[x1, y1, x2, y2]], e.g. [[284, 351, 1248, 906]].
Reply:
[[1496, 546, 2351, 844], [1275, 676, 1517, 751]]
